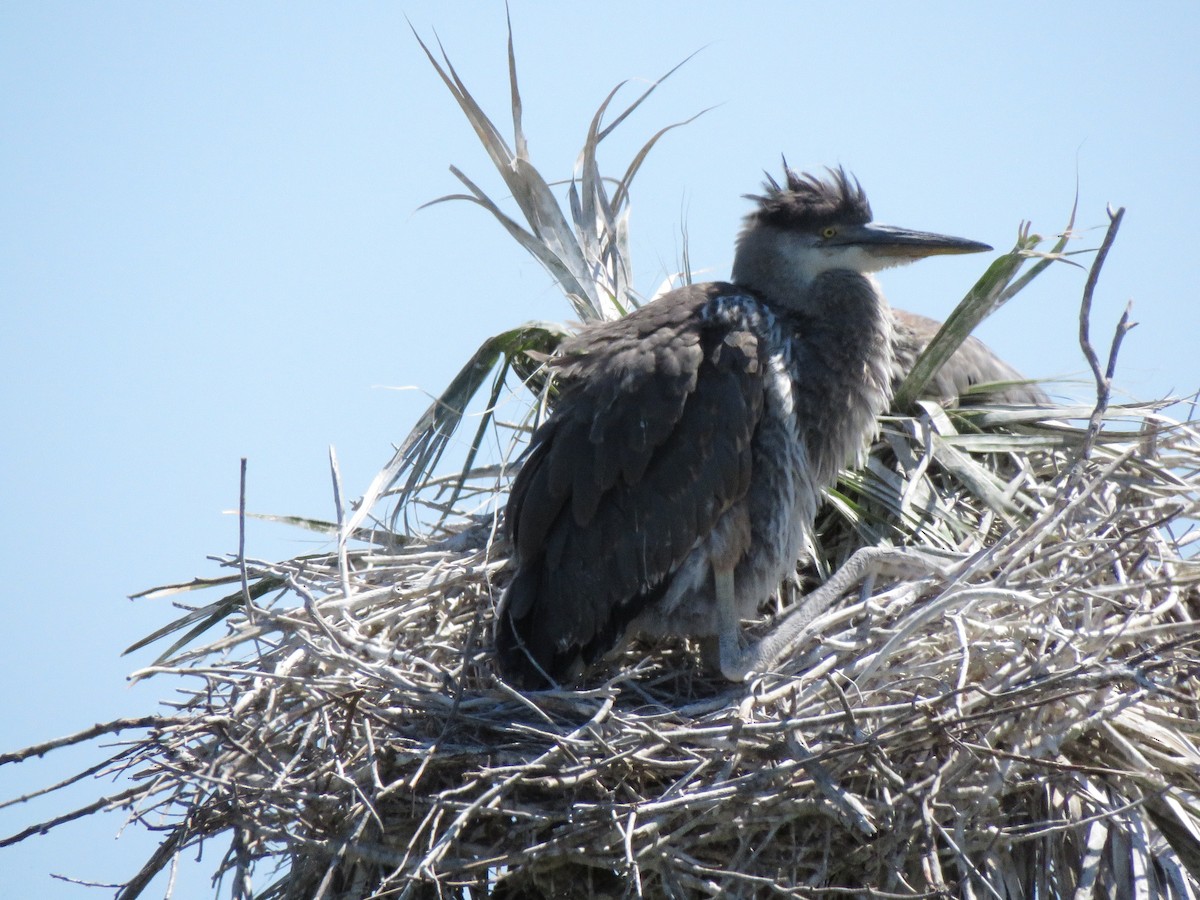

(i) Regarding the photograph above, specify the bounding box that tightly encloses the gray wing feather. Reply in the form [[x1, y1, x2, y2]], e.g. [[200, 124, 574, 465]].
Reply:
[[891, 308, 1049, 406], [498, 284, 767, 685]]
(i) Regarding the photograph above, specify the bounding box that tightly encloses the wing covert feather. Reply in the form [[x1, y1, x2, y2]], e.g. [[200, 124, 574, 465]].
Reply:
[[498, 284, 773, 685]]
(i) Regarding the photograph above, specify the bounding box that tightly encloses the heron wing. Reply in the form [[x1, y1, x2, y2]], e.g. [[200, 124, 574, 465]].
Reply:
[[498, 283, 769, 685], [891, 308, 1049, 406]]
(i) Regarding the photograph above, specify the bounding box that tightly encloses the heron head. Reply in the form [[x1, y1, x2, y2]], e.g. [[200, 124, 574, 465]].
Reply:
[[734, 165, 991, 287]]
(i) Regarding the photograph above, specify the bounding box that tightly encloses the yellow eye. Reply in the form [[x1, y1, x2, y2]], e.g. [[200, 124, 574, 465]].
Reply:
[[821, 226, 837, 239]]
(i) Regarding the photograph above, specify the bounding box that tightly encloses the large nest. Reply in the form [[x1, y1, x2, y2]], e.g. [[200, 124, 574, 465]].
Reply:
[[82, 399, 1200, 899], [5, 25, 1200, 900]]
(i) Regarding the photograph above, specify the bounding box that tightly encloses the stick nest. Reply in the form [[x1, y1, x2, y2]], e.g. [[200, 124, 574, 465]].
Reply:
[[85, 399, 1200, 899]]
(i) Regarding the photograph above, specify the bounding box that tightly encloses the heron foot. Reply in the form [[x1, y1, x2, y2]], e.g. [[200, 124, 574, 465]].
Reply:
[[720, 546, 959, 682]]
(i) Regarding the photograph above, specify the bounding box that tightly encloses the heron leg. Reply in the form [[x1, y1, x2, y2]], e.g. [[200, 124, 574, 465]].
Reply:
[[713, 565, 747, 682], [722, 547, 952, 682]]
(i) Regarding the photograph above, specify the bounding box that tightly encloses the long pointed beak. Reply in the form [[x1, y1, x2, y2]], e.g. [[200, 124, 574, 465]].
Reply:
[[835, 222, 991, 259]]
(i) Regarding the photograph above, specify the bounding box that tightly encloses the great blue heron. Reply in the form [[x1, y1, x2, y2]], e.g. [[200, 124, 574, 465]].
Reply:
[[890, 308, 1048, 407], [495, 166, 1009, 688]]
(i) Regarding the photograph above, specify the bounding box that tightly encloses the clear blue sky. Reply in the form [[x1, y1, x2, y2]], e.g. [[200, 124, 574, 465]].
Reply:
[[3, 3, 1197, 895]]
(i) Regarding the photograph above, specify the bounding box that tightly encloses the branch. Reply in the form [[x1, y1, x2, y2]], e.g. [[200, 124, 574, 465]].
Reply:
[[1073, 205, 1133, 468], [0, 716, 183, 767]]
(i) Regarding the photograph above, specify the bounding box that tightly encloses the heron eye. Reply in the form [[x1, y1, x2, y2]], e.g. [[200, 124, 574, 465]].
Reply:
[[821, 227, 837, 239]]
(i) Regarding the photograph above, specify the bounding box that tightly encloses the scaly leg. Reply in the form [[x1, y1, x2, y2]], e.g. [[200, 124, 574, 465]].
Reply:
[[721, 546, 954, 682], [713, 566, 747, 682]]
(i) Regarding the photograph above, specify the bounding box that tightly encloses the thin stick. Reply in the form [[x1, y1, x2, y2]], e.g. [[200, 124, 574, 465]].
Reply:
[[1074, 206, 1131, 465], [329, 445, 352, 603], [0, 785, 145, 848], [239, 457, 256, 624], [0, 716, 183, 767]]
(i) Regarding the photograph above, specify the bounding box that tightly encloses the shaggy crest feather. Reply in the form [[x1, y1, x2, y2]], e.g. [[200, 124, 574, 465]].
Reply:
[[747, 163, 872, 230]]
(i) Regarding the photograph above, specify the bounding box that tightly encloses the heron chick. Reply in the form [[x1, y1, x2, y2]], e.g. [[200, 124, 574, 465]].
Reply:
[[496, 166, 991, 688]]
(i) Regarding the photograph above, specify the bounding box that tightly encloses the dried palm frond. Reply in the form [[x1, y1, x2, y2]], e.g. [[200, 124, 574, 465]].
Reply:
[[4, 20, 1199, 900]]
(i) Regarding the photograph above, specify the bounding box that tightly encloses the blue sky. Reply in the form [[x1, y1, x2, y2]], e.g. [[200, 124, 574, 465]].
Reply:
[[3, 3, 1197, 895]]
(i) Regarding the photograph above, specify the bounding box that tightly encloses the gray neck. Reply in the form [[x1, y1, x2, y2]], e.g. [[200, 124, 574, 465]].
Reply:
[[732, 223, 896, 483], [794, 270, 896, 483], [731, 225, 825, 307]]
